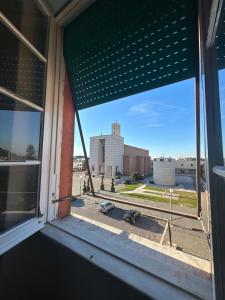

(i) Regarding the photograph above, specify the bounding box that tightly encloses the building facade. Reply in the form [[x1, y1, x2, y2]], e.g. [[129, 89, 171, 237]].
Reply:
[[73, 156, 87, 172], [123, 145, 151, 176], [175, 158, 196, 176], [153, 158, 176, 186], [89, 123, 151, 177]]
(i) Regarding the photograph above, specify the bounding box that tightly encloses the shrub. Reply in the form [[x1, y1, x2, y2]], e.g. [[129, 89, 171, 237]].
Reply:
[[125, 179, 131, 184], [131, 172, 142, 182]]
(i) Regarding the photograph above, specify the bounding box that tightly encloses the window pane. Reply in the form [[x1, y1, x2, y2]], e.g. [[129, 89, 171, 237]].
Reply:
[[216, 5, 225, 163], [0, 165, 39, 233], [1, 0, 48, 56], [0, 94, 41, 161], [0, 23, 46, 107]]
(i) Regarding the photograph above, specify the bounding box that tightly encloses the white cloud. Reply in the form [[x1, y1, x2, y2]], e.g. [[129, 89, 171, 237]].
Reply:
[[127, 100, 180, 128]]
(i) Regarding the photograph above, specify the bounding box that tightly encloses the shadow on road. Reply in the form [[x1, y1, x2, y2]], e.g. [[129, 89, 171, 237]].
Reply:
[[71, 198, 85, 207], [136, 215, 164, 233], [107, 207, 165, 234]]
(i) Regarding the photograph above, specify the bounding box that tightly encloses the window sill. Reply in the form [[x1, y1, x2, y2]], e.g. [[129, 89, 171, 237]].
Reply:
[[0, 218, 44, 255], [43, 215, 212, 300]]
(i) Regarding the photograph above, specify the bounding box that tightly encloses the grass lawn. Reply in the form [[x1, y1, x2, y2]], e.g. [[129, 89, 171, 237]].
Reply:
[[173, 190, 196, 200], [122, 192, 197, 208], [144, 185, 165, 192], [118, 183, 142, 192]]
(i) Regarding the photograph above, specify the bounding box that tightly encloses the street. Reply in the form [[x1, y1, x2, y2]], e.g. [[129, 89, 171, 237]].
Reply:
[[71, 193, 210, 260]]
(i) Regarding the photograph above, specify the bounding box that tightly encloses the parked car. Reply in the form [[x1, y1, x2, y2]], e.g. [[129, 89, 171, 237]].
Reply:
[[123, 210, 140, 225], [98, 201, 115, 213]]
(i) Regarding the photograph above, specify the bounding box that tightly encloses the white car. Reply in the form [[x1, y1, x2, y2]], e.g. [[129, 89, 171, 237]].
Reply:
[[98, 201, 115, 213]]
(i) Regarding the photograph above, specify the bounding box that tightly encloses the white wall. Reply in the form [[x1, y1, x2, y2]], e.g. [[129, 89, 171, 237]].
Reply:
[[153, 159, 176, 186], [104, 135, 124, 177], [176, 159, 196, 170], [89, 136, 101, 175], [89, 135, 124, 177]]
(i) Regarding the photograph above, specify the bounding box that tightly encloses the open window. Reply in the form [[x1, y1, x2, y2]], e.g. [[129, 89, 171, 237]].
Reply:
[[0, 0, 50, 254]]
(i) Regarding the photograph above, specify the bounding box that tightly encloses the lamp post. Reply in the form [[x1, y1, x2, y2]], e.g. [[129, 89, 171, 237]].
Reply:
[[169, 188, 173, 223], [100, 174, 104, 190], [79, 175, 83, 195]]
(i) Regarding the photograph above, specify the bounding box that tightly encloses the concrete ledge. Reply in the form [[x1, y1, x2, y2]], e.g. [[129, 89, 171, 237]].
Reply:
[[45, 215, 212, 299]]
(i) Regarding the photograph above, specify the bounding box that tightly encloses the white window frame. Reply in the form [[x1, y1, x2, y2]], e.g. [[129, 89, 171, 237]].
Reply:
[[0, 0, 58, 253]]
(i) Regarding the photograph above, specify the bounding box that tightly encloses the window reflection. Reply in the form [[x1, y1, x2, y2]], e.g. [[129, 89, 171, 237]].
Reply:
[[0, 165, 39, 233], [0, 23, 45, 107], [0, 94, 41, 161], [1, 0, 48, 56], [216, 5, 225, 164]]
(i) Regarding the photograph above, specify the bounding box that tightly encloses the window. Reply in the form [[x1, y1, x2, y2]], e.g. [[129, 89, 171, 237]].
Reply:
[[0, 2, 48, 234]]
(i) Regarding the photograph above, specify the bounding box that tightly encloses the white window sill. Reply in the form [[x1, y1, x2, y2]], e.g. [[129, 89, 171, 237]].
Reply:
[[0, 218, 44, 255], [42, 215, 212, 300]]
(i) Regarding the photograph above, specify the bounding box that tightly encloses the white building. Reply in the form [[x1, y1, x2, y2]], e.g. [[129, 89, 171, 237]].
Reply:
[[89, 123, 124, 177], [153, 158, 176, 186], [73, 156, 87, 171], [89, 123, 151, 177], [175, 158, 196, 175]]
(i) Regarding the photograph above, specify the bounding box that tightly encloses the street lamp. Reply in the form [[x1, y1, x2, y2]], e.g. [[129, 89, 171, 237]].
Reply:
[[169, 188, 173, 223], [79, 175, 83, 195]]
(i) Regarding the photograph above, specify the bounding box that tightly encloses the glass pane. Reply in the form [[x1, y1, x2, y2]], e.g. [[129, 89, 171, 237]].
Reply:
[[1, 0, 48, 56], [216, 5, 225, 164], [0, 23, 46, 107], [0, 93, 41, 161], [0, 165, 39, 233]]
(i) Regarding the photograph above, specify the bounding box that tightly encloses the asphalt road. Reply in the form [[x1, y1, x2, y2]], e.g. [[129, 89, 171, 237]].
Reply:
[[71, 195, 210, 260], [71, 196, 166, 242]]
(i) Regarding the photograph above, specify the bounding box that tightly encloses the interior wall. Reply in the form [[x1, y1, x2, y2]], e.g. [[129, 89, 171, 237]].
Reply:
[[0, 232, 151, 300]]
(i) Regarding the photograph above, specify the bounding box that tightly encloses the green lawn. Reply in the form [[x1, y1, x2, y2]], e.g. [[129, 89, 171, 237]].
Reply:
[[173, 190, 197, 200], [118, 183, 142, 192], [121, 192, 197, 208], [144, 185, 165, 192]]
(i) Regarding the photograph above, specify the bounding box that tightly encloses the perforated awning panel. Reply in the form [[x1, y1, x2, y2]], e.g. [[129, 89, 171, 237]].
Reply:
[[64, 0, 198, 110]]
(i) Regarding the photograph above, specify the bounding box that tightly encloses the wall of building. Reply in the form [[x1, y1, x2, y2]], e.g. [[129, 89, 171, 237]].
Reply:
[[90, 134, 124, 177], [105, 135, 124, 176], [123, 144, 151, 176], [73, 157, 87, 171], [153, 158, 176, 186], [90, 135, 108, 176], [175, 159, 196, 176], [124, 144, 149, 157], [58, 73, 74, 218]]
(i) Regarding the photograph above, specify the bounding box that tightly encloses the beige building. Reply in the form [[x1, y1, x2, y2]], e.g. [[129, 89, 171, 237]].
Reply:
[[123, 144, 151, 176], [90, 123, 151, 177], [175, 158, 196, 175]]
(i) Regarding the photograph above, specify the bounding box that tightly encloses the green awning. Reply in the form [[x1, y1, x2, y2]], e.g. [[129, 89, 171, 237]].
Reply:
[[64, 0, 198, 110]]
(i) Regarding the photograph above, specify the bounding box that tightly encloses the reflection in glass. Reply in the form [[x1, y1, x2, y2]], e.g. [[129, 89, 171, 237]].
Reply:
[[0, 24, 45, 107], [1, 0, 48, 56], [0, 94, 41, 161], [0, 165, 39, 233], [216, 6, 225, 164]]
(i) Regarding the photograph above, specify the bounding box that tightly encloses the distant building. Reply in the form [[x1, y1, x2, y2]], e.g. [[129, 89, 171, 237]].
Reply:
[[153, 157, 176, 186], [89, 123, 151, 177], [123, 145, 151, 176], [73, 156, 88, 172], [175, 158, 196, 175]]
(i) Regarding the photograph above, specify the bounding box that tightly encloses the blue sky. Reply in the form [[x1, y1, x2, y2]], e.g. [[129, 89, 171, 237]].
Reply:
[[74, 78, 198, 159]]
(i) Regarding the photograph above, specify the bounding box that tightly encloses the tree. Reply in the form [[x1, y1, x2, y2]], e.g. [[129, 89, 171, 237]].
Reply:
[[131, 171, 142, 182], [26, 144, 36, 160]]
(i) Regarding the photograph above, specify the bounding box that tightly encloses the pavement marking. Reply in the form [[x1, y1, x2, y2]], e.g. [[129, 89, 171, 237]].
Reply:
[[71, 212, 123, 234]]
